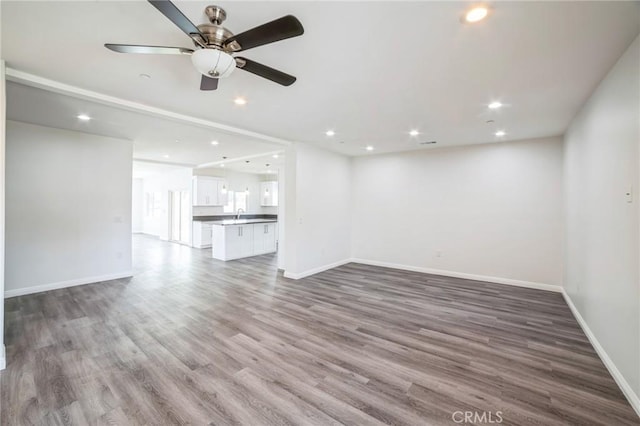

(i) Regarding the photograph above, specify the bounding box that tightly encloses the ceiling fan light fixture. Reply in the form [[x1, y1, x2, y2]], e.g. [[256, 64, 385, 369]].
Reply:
[[191, 49, 236, 78]]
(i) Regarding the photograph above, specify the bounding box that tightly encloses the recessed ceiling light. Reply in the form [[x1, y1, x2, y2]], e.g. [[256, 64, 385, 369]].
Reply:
[[77, 114, 91, 121], [366, 146, 374, 151], [272, 154, 279, 159], [326, 130, 335, 137], [234, 97, 247, 105], [139, 73, 151, 79], [488, 101, 502, 109], [211, 140, 219, 145], [409, 129, 420, 137], [495, 130, 506, 137], [465, 6, 489, 23], [163, 154, 170, 158]]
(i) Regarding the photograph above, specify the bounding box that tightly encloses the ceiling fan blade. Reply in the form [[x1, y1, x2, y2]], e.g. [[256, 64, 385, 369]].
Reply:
[[200, 75, 219, 91], [105, 44, 193, 55], [223, 15, 303, 52], [235, 57, 296, 86], [148, 0, 205, 41]]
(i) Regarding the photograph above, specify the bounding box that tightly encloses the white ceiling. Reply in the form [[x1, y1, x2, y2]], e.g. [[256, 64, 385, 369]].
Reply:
[[133, 151, 282, 181], [6, 81, 283, 166], [2, 1, 639, 156], [199, 152, 285, 175], [132, 161, 187, 179]]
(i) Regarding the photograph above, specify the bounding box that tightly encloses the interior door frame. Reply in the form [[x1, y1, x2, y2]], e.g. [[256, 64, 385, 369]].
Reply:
[[168, 189, 191, 246]]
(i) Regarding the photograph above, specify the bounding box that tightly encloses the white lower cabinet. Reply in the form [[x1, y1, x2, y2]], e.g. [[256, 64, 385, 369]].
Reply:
[[223, 224, 254, 260], [192, 222, 213, 248], [212, 222, 277, 261], [253, 223, 276, 255]]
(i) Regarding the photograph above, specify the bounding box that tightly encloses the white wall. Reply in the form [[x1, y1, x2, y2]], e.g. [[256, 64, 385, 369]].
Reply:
[[564, 35, 639, 407], [132, 178, 144, 233], [0, 60, 7, 369], [284, 146, 298, 274], [141, 168, 192, 240], [5, 121, 133, 297], [277, 170, 285, 269], [351, 137, 564, 288], [284, 143, 352, 278]]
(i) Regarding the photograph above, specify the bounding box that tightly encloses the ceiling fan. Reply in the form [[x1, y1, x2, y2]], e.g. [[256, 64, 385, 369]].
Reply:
[[105, 0, 304, 91]]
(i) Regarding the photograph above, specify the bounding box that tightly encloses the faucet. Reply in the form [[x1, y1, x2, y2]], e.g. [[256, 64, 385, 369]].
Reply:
[[236, 208, 245, 219]]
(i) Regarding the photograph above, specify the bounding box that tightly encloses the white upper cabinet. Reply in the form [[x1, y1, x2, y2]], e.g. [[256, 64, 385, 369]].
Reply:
[[192, 176, 227, 206], [260, 181, 278, 207]]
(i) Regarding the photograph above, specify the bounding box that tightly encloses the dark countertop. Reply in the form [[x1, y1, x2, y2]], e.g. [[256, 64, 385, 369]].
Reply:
[[209, 219, 277, 226], [193, 214, 277, 222]]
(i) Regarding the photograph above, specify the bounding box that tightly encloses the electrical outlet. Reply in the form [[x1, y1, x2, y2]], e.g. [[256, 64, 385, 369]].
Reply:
[[435, 250, 443, 258]]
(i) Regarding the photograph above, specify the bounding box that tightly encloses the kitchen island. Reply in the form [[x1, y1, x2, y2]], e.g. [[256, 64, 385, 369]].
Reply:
[[211, 218, 277, 261]]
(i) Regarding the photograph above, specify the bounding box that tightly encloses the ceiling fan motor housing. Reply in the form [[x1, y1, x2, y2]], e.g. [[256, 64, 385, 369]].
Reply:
[[198, 6, 241, 51]]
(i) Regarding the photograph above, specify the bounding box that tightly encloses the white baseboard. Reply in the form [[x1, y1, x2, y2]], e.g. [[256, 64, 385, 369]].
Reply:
[[349, 258, 562, 293], [561, 290, 640, 417], [4, 271, 133, 298], [283, 259, 352, 280], [283, 258, 561, 294], [0, 344, 5, 370]]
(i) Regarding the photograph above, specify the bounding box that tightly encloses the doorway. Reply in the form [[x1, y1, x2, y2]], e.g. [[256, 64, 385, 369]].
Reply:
[[169, 190, 190, 245]]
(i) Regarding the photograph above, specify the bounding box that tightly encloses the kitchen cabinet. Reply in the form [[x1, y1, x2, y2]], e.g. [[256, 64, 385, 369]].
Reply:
[[223, 224, 254, 259], [253, 223, 276, 255], [260, 181, 278, 207], [192, 222, 213, 248], [212, 221, 277, 261], [192, 176, 227, 206]]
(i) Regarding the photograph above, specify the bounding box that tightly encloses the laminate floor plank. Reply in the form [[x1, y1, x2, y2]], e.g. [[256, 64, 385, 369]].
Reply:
[[2, 235, 638, 425]]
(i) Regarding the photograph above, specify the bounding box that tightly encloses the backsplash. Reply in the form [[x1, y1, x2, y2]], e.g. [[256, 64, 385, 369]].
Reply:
[[192, 206, 225, 216], [192, 205, 277, 216]]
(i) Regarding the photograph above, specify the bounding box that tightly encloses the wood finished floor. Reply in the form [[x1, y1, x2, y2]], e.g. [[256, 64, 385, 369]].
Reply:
[[2, 235, 638, 425]]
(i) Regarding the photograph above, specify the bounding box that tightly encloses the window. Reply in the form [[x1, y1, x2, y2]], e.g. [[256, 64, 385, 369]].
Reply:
[[145, 192, 163, 217], [235, 191, 247, 212], [223, 190, 249, 213], [223, 190, 235, 213]]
